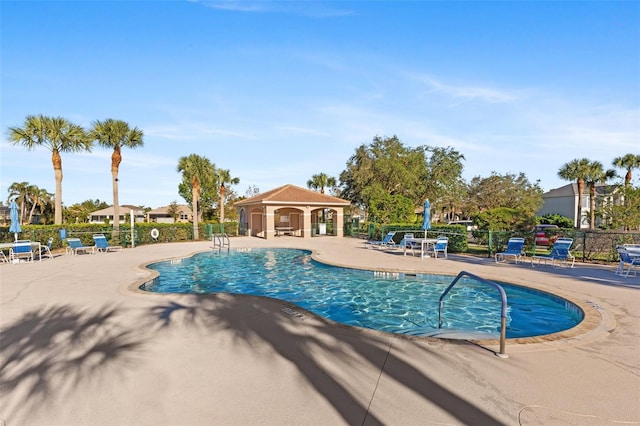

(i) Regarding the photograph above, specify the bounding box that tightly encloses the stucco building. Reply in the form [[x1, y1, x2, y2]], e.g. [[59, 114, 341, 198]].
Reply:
[[235, 184, 351, 239]]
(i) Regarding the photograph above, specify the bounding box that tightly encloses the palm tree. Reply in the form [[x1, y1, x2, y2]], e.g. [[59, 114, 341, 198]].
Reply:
[[307, 172, 337, 194], [27, 186, 53, 225], [217, 168, 240, 224], [558, 158, 591, 228], [613, 153, 640, 188], [585, 161, 617, 230], [307, 172, 337, 224], [90, 119, 144, 234], [7, 181, 32, 224], [8, 115, 91, 224], [177, 154, 216, 240]]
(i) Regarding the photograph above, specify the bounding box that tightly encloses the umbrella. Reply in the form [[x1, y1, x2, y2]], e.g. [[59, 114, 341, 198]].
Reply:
[[422, 199, 431, 231], [9, 200, 21, 241]]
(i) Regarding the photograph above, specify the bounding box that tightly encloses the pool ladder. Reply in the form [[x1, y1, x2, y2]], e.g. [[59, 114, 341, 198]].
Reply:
[[211, 233, 230, 253], [438, 271, 508, 358]]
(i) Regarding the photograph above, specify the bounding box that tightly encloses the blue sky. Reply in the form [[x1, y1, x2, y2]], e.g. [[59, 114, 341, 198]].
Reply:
[[1, 0, 639, 208]]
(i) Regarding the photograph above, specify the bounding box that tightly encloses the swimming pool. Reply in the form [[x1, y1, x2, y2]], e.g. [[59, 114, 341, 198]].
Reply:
[[141, 248, 583, 339]]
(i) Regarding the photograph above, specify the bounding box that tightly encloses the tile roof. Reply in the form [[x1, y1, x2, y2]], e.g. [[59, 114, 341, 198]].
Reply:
[[235, 184, 350, 206]]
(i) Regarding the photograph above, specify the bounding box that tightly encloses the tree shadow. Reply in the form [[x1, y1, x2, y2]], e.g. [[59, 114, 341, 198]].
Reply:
[[0, 304, 145, 420], [148, 294, 506, 425]]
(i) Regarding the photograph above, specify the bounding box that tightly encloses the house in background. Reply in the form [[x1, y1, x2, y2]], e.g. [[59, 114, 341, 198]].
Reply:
[[89, 205, 146, 224], [537, 183, 621, 228], [147, 204, 193, 223]]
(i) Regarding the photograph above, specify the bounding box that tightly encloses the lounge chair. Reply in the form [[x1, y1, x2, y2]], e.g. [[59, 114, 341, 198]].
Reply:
[[615, 246, 638, 278], [93, 234, 123, 253], [66, 238, 96, 255], [9, 240, 34, 263], [495, 237, 525, 264], [432, 236, 448, 259], [366, 231, 397, 249], [531, 237, 575, 268]]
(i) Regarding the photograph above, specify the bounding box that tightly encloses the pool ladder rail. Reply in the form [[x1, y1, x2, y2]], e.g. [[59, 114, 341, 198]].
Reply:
[[438, 271, 509, 359], [211, 233, 230, 253]]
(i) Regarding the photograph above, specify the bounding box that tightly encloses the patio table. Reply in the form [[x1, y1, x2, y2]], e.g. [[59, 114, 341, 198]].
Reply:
[[404, 238, 438, 259], [0, 241, 42, 262]]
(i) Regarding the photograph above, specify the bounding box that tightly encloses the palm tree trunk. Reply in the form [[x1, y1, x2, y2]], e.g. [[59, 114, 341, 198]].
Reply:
[[53, 150, 63, 225], [589, 185, 596, 230], [192, 178, 200, 240], [576, 178, 584, 229], [112, 148, 122, 234]]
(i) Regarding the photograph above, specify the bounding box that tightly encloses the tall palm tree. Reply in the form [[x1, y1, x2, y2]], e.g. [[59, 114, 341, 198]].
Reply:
[[8, 115, 91, 224], [217, 168, 240, 224], [585, 161, 617, 230], [307, 172, 337, 194], [558, 158, 591, 228], [613, 153, 640, 188], [177, 154, 216, 240], [90, 119, 144, 234]]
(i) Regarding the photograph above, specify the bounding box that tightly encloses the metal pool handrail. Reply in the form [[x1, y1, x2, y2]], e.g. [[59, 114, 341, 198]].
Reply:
[[438, 271, 508, 358], [212, 233, 230, 252]]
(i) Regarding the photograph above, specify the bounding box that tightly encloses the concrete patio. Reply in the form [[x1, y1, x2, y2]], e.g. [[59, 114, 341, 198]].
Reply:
[[1, 236, 638, 425]]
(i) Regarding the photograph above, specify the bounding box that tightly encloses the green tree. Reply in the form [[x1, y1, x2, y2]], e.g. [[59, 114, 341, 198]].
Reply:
[[8, 115, 91, 224], [558, 158, 591, 228], [612, 153, 640, 188], [424, 146, 466, 221], [166, 201, 182, 222], [339, 135, 427, 221], [65, 199, 110, 224], [217, 168, 240, 223], [466, 172, 543, 216], [604, 185, 640, 231], [177, 154, 216, 240], [584, 161, 616, 230], [90, 119, 144, 234], [474, 207, 534, 231], [536, 213, 574, 229]]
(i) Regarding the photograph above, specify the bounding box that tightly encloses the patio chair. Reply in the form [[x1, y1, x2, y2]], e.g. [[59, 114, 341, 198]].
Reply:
[[40, 237, 54, 259], [495, 237, 525, 264], [399, 233, 416, 254], [93, 234, 123, 253], [531, 237, 575, 268], [66, 238, 96, 255], [615, 246, 638, 278], [432, 236, 448, 259], [9, 240, 34, 263], [365, 231, 397, 249]]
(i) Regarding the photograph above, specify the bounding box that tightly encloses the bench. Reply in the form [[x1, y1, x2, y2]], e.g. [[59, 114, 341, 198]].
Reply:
[[275, 227, 295, 236]]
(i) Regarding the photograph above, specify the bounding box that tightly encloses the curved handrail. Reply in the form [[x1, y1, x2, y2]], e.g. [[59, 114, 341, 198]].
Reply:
[[438, 271, 508, 358], [212, 233, 230, 252]]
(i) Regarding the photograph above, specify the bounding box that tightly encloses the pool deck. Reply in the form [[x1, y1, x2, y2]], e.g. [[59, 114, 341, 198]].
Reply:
[[1, 236, 638, 425]]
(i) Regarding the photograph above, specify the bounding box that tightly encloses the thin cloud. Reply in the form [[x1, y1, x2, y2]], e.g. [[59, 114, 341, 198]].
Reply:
[[405, 72, 516, 104], [195, 0, 354, 17]]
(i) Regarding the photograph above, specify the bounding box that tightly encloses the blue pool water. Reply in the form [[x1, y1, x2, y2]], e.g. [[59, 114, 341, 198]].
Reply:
[[141, 248, 583, 339]]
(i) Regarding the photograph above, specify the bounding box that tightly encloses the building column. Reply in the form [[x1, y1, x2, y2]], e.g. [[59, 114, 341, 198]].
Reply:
[[335, 208, 344, 237], [264, 205, 276, 239]]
